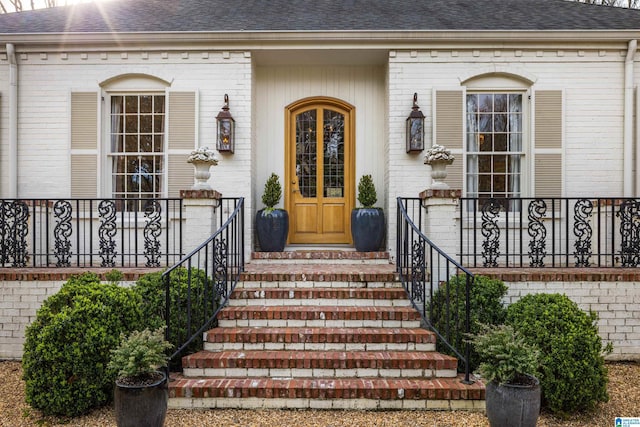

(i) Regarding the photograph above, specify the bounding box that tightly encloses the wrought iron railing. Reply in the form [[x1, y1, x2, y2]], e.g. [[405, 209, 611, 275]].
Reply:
[[163, 197, 244, 364], [397, 197, 474, 383], [0, 198, 183, 268], [460, 197, 640, 268]]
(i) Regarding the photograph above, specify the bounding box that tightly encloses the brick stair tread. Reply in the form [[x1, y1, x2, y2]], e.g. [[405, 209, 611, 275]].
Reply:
[[182, 350, 457, 370], [218, 305, 421, 320], [251, 251, 389, 261], [204, 327, 436, 344], [241, 263, 398, 282], [231, 287, 408, 300], [169, 375, 485, 400]]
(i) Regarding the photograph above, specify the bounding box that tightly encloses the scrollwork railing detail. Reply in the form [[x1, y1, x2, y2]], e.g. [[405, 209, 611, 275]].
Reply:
[[527, 199, 547, 267], [98, 200, 118, 267], [573, 199, 593, 267], [213, 238, 228, 299], [2, 201, 30, 267], [410, 240, 426, 307], [53, 200, 73, 267], [617, 199, 640, 267], [143, 200, 162, 267], [481, 199, 502, 267]]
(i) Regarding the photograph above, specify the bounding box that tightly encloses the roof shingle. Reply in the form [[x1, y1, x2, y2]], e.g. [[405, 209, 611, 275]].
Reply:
[[0, 0, 638, 34]]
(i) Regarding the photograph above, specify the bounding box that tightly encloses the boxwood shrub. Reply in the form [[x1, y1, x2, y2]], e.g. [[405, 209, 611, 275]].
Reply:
[[133, 267, 216, 363], [22, 273, 143, 416], [430, 275, 508, 372], [507, 293, 610, 415]]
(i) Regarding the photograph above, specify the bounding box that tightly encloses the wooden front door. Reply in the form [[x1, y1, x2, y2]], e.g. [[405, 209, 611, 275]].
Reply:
[[285, 97, 354, 244]]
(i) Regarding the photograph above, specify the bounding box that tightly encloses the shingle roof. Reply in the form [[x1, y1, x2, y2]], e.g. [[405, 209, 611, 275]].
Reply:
[[0, 0, 639, 34]]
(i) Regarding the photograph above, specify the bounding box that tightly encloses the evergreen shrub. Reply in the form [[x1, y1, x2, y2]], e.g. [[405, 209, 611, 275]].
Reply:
[[261, 173, 282, 211], [507, 293, 610, 415], [133, 267, 215, 363], [430, 275, 508, 372], [357, 174, 377, 208], [22, 273, 143, 416]]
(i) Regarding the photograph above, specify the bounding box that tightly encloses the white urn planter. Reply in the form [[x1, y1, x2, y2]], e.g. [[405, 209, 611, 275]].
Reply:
[[187, 146, 219, 190], [424, 144, 455, 190]]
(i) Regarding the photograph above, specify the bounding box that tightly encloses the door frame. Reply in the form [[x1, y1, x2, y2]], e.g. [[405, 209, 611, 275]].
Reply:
[[284, 96, 356, 244]]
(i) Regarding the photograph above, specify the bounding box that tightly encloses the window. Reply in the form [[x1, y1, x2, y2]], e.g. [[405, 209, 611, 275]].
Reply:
[[466, 93, 523, 202], [109, 94, 165, 208]]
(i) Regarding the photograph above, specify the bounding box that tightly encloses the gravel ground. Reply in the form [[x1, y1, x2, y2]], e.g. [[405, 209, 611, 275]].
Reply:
[[1, 361, 638, 427]]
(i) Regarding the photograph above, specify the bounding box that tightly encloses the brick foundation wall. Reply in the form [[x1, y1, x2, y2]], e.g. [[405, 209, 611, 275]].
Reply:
[[504, 280, 640, 361], [0, 270, 156, 360], [2, 271, 639, 361]]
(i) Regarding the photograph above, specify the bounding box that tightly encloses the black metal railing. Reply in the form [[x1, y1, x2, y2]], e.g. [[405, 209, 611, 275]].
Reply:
[[163, 197, 244, 364], [397, 197, 474, 383], [0, 198, 183, 268], [460, 197, 640, 268]]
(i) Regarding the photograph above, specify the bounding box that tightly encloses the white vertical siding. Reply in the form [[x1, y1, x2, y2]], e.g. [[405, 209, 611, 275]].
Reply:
[[254, 65, 386, 214]]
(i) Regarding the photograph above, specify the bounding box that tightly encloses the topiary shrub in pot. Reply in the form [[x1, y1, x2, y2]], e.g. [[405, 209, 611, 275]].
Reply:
[[351, 174, 385, 251], [108, 328, 172, 427], [468, 324, 541, 427], [256, 173, 289, 252], [22, 272, 143, 417], [506, 293, 611, 416]]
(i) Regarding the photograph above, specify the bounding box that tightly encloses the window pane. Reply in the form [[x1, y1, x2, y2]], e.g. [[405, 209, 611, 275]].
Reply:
[[140, 95, 152, 113], [140, 115, 152, 133], [479, 94, 493, 112], [494, 94, 507, 112], [296, 109, 317, 198], [494, 134, 507, 151], [125, 96, 138, 113], [111, 94, 165, 205], [466, 92, 524, 201]]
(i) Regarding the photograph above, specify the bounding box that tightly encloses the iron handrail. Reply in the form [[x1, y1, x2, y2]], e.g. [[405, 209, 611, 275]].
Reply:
[[397, 197, 474, 383], [163, 197, 244, 363]]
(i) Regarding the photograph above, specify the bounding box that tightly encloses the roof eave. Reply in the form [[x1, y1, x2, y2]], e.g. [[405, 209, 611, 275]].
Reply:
[[1, 29, 639, 49]]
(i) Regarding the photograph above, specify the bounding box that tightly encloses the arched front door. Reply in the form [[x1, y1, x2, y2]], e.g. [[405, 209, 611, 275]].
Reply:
[[285, 97, 355, 244]]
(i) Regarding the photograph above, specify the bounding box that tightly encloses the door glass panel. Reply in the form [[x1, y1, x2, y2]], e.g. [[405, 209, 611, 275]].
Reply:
[[296, 110, 317, 198], [323, 109, 345, 198]]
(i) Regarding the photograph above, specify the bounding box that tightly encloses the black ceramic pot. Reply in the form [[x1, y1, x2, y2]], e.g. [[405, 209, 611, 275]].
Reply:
[[485, 375, 541, 427], [114, 371, 168, 427], [351, 208, 385, 252], [255, 208, 289, 252]]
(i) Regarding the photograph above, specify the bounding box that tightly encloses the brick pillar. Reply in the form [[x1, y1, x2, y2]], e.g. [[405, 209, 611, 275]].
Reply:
[[180, 189, 222, 254], [419, 188, 461, 261]]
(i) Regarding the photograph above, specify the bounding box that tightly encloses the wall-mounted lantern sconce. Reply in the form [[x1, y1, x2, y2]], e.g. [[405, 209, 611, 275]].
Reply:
[[216, 94, 235, 153], [406, 92, 425, 153]]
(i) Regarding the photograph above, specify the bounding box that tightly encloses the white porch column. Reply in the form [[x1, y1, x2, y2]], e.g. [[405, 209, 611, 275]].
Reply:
[[180, 189, 221, 255], [419, 188, 461, 261]]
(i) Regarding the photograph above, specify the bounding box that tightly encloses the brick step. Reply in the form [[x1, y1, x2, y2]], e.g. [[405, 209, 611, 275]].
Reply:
[[181, 350, 458, 379], [229, 287, 410, 307], [217, 306, 421, 328], [251, 250, 390, 264], [168, 375, 485, 410], [204, 327, 437, 352], [240, 263, 399, 283]]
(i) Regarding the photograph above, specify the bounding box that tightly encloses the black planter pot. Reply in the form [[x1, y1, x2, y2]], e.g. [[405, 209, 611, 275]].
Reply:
[[351, 208, 385, 252], [114, 371, 168, 427], [256, 208, 289, 252], [485, 375, 541, 427]]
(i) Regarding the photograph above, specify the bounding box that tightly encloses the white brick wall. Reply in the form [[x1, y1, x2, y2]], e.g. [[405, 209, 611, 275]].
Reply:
[[505, 281, 640, 361], [3, 278, 639, 360]]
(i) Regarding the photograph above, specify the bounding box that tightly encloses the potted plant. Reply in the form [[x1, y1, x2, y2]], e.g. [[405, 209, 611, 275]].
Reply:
[[108, 327, 172, 427], [351, 174, 385, 252], [255, 173, 289, 252], [468, 324, 541, 427]]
